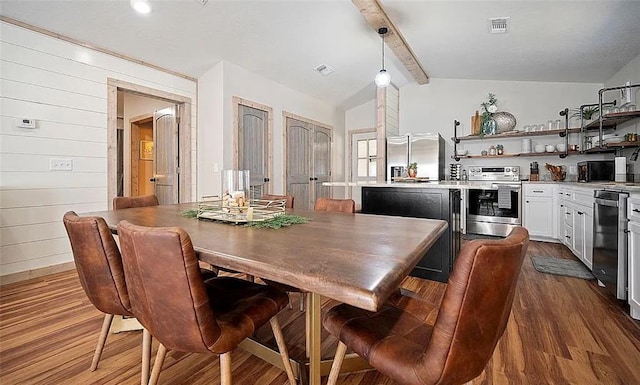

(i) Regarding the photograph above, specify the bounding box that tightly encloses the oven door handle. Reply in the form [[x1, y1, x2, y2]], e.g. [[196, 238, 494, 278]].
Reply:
[[490, 184, 521, 190], [595, 198, 618, 207]]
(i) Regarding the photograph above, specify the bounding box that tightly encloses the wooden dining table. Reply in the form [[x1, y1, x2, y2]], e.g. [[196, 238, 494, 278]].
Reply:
[[84, 203, 447, 385]]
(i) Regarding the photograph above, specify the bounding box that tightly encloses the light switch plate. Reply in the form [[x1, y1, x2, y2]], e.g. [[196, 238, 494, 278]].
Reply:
[[50, 159, 73, 171]]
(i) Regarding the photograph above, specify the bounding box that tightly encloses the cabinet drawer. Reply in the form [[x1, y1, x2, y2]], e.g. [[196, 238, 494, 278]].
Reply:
[[630, 198, 640, 223], [524, 184, 553, 197]]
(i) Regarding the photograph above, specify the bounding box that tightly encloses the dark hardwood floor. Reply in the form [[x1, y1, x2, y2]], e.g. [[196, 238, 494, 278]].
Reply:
[[1, 240, 639, 385]]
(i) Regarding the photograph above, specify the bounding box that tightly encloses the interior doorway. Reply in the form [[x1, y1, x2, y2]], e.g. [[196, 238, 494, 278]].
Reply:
[[130, 116, 154, 197], [107, 78, 193, 208]]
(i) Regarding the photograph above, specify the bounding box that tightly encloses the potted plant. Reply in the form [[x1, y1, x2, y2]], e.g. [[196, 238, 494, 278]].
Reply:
[[570, 106, 599, 122], [479, 93, 498, 136], [407, 162, 418, 178]]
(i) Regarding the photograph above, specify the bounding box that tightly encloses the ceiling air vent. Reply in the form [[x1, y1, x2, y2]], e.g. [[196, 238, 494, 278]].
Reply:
[[194, 0, 208, 5], [488, 17, 510, 34], [314, 64, 334, 77]]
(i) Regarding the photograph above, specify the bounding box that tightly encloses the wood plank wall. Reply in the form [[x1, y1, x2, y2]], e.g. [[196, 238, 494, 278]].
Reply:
[[0, 21, 198, 279]]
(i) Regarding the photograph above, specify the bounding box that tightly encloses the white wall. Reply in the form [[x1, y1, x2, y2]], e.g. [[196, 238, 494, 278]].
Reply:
[[400, 78, 607, 179], [0, 21, 197, 277], [197, 61, 345, 199], [604, 53, 640, 171]]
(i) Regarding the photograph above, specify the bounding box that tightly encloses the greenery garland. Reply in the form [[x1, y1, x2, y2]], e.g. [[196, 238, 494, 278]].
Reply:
[[246, 214, 310, 229], [180, 210, 309, 229], [181, 209, 199, 218]]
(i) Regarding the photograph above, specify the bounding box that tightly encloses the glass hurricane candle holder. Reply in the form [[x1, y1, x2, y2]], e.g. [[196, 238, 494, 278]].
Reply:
[[221, 170, 250, 209]]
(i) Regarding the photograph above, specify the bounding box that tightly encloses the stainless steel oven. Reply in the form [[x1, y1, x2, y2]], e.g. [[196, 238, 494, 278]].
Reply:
[[467, 166, 522, 237]]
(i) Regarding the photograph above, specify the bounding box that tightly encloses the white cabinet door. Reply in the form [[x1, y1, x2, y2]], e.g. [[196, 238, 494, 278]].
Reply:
[[629, 220, 640, 320], [573, 207, 585, 262], [523, 198, 554, 238], [523, 184, 555, 241], [583, 210, 594, 270]]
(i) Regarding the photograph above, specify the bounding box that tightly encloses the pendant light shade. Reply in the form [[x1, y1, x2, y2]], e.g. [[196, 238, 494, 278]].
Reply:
[[375, 69, 391, 88], [375, 27, 391, 88]]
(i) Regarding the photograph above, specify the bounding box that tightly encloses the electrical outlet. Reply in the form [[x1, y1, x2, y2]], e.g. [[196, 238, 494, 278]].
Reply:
[[50, 159, 73, 171], [569, 166, 577, 174]]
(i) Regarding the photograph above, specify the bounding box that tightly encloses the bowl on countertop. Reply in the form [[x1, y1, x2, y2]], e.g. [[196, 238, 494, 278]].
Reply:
[[545, 145, 556, 152], [534, 144, 546, 153]]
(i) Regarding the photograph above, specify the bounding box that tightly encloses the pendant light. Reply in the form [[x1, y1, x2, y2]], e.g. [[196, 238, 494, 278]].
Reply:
[[374, 27, 391, 88]]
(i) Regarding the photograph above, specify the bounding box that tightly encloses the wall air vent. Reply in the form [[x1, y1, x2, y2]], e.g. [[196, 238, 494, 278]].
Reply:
[[314, 64, 334, 77], [489, 17, 510, 34], [194, 0, 208, 4]]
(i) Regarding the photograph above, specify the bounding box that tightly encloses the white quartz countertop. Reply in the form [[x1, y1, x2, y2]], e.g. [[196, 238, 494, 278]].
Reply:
[[523, 180, 640, 192], [323, 181, 517, 189], [324, 180, 640, 192]]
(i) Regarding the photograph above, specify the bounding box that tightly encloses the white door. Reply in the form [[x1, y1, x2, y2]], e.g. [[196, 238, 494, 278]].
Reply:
[[153, 105, 179, 204]]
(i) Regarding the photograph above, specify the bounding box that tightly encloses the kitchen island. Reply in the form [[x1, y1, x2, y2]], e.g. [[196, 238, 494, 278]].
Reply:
[[360, 185, 461, 282]]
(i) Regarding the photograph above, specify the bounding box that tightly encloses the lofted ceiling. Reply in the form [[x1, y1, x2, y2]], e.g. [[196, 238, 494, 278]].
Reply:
[[1, 1, 639, 110]]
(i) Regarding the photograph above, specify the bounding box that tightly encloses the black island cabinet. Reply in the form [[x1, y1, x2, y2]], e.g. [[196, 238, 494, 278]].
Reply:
[[362, 187, 461, 282]]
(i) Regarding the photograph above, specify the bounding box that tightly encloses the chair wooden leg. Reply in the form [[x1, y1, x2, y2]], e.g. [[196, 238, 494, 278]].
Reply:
[[148, 343, 167, 385], [270, 317, 297, 385], [90, 313, 114, 371], [326, 341, 348, 385], [305, 294, 311, 358], [299, 292, 306, 312], [141, 329, 152, 385], [220, 351, 232, 385]]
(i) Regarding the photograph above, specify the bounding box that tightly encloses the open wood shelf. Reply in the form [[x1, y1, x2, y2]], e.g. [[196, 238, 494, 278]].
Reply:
[[453, 150, 580, 159], [453, 128, 581, 142], [583, 142, 640, 153], [583, 111, 640, 130]]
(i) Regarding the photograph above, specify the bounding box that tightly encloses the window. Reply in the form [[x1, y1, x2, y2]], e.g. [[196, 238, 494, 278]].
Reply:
[[351, 132, 377, 181]]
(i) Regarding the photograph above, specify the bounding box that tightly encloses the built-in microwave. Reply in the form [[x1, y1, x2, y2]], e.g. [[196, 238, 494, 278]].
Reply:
[[577, 161, 614, 182]]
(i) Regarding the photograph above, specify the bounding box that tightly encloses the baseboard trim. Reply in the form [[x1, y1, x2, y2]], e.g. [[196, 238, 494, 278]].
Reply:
[[1, 262, 76, 286]]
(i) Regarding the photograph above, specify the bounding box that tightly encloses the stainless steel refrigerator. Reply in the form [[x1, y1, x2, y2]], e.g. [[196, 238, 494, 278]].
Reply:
[[386, 133, 445, 181]]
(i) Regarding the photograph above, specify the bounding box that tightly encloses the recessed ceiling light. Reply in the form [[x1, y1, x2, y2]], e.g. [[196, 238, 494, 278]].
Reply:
[[314, 64, 334, 77], [131, 0, 152, 14]]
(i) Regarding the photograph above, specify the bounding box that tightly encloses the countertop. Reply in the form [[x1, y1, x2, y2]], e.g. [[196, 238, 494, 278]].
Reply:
[[324, 180, 640, 192]]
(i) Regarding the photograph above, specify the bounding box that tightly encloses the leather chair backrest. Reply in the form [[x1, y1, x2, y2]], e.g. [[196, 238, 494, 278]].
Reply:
[[117, 220, 221, 354], [261, 194, 294, 209], [62, 211, 131, 316], [417, 227, 529, 385], [314, 197, 355, 213], [113, 195, 159, 210]]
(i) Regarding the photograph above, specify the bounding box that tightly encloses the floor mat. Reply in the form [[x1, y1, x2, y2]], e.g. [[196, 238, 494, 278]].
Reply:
[[531, 256, 595, 280]]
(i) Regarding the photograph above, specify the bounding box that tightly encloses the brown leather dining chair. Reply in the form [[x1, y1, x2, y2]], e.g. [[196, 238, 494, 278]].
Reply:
[[323, 227, 530, 385], [62, 211, 152, 385], [113, 194, 159, 210], [113, 194, 218, 279], [261, 194, 295, 209], [116, 220, 297, 385], [314, 197, 355, 213]]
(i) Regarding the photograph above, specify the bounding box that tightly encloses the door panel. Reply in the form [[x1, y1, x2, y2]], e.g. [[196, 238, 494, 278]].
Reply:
[[285, 117, 331, 210], [286, 119, 312, 210], [238, 104, 268, 199], [153, 106, 178, 205], [313, 127, 331, 204]]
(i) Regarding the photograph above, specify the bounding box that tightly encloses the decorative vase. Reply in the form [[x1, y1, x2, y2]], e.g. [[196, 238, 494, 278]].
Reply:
[[221, 170, 250, 207], [482, 119, 497, 136], [493, 111, 517, 133], [408, 168, 417, 178]]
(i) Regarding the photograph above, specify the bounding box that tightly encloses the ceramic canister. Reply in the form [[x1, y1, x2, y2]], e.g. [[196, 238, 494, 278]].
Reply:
[[521, 138, 532, 153]]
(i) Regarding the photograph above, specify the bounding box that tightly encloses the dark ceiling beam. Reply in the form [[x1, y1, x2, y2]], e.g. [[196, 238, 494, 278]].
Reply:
[[352, 0, 429, 85]]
